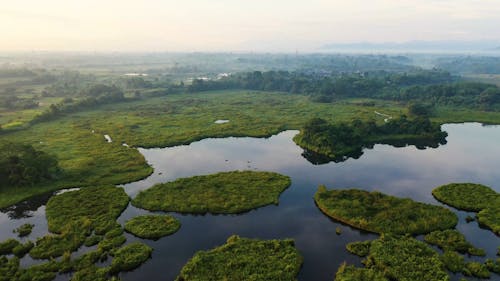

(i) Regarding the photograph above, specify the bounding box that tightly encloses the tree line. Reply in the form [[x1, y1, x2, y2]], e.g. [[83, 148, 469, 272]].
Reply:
[[0, 142, 59, 188]]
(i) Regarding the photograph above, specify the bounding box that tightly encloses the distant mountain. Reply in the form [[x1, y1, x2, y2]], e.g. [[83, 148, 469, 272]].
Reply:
[[321, 41, 500, 53]]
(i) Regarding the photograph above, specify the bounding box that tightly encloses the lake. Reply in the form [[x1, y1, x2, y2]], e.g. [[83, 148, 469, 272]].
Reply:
[[1, 122, 499, 281]]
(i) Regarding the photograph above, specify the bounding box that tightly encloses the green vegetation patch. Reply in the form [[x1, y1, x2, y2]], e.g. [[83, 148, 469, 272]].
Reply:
[[432, 183, 500, 235], [334, 263, 388, 281], [176, 235, 303, 281], [314, 186, 457, 235], [477, 201, 500, 235], [12, 241, 34, 258], [338, 235, 449, 281], [463, 262, 490, 279], [485, 258, 500, 274], [124, 214, 181, 240], [432, 183, 498, 211], [346, 241, 371, 257], [440, 251, 465, 273], [46, 186, 129, 233], [366, 235, 449, 281], [14, 224, 34, 237], [30, 219, 92, 259], [0, 239, 21, 255], [133, 171, 291, 214], [109, 242, 152, 274], [424, 230, 485, 256]]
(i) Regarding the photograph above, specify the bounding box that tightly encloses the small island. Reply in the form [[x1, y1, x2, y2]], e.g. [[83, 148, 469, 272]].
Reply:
[[424, 229, 485, 256], [294, 116, 447, 163], [432, 183, 500, 235], [46, 186, 130, 234], [176, 235, 303, 281], [314, 186, 457, 235], [336, 235, 449, 281], [124, 215, 181, 240], [132, 171, 291, 214]]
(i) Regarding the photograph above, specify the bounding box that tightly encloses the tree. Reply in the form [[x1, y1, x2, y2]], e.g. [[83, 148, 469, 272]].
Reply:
[[0, 142, 59, 187]]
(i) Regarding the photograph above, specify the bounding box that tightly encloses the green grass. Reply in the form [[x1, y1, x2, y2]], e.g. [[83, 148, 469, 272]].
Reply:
[[45, 186, 130, 234], [176, 235, 303, 281], [124, 215, 181, 240], [132, 171, 291, 214], [109, 242, 153, 273], [13, 224, 34, 237], [334, 263, 388, 281], [29, 186, 130, 260], [367, 235, 450, 281], [29, 219, 92, 259], [440, 251, 465, 273], [0, 239, 21, 255], [464, 262, 490, 278], [485, 258, 500, 274], [2, 90, 500, 209], [314, 186, 458, 235], [0, 117, 152, 208], [346, 241, 371, 257], [432, 183, 498, 211], [339, 235, 449, 281], [432, 183, 500, 235], [11, 241, 34, 258], [424, 230, 485, 256]]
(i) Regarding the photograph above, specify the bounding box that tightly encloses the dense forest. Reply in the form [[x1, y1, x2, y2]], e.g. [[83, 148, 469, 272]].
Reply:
[[188, 70, 500, 110]]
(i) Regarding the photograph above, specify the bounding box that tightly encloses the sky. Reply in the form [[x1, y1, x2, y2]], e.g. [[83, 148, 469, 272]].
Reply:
[[1, 0, 499, 52]]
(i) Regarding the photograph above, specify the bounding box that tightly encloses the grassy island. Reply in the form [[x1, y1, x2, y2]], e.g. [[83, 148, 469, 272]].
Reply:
[[337, 235, 449, 281], [124, 215, 181, 240], [176, 235, 303, 281], [432, 183, 500, 235], [334, 263, 388, 281], [14, 224, 34, 237], [314, 186, 457, 235], [294, 116, 447, 163], [132, 171, 291, 214], [45, 186, 129, 234], [109, 242, 153, 273], [424, 230, 485, 256]]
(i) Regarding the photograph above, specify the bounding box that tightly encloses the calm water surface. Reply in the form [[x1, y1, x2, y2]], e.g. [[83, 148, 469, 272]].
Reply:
[[1, 123, 499, 281]]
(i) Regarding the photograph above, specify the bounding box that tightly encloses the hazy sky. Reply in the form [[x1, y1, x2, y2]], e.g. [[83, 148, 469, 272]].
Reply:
[[1, 0, 499, 52]]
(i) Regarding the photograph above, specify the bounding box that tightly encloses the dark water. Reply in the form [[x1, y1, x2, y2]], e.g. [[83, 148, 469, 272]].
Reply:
[[1, 123, 499, 281]]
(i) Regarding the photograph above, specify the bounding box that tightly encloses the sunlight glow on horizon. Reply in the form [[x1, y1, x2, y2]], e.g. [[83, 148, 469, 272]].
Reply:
[[1, 0, 499, 52]]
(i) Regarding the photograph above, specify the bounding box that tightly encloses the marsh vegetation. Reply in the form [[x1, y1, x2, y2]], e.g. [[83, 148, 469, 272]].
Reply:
[[337, 235, 449, 281], [176, 235, 303, 281], [124, 215, 181, 240], [314, 186, 457, 235], [1, 54, 500, 281], [432, 183, 500, 235], [132, 171, 291, 214]]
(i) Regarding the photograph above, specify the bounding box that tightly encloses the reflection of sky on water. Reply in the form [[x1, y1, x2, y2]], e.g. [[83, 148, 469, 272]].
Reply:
[[1, 123, 499, 281]]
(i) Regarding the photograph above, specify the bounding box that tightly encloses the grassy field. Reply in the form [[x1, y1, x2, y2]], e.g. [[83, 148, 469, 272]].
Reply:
[[2, 90, 500, 208]]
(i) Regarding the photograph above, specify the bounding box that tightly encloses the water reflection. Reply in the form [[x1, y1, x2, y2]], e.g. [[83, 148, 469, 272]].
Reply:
[[302, 135, 447, 165], [0, 123, 499, 281]]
